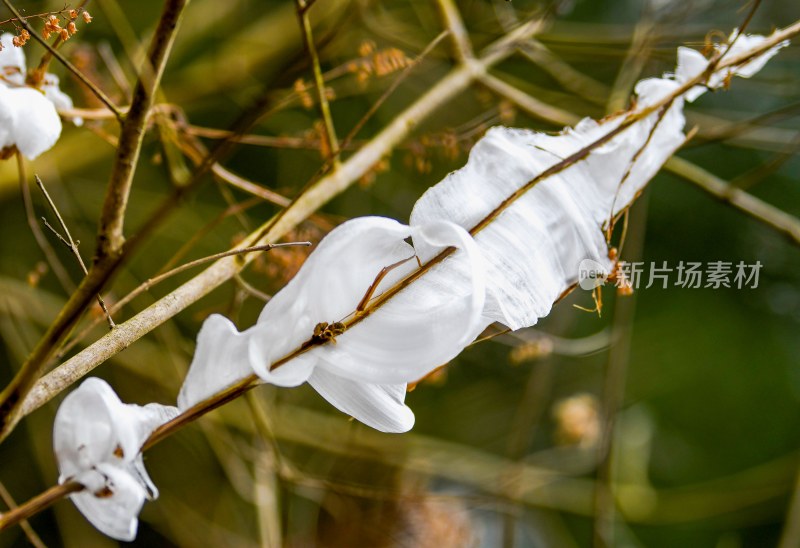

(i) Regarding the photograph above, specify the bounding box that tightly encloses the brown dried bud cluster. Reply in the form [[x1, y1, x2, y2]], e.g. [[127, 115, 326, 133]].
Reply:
[[10, 29, 31, 48], [347, 40, 411, 86], [42, 9, 91, 41], [293, 78, 335, 111]]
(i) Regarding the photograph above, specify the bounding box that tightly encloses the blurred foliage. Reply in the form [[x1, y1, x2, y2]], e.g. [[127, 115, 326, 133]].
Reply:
[[0, 0, 799, 546]]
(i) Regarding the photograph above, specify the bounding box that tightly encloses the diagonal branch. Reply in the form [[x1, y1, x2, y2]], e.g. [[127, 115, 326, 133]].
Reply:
[[18, 17, 547, 421], [435, 0, 474, 62], [96, 0, 190, 257], [0, 0, 191, 443], [665, 157, 800, 247]]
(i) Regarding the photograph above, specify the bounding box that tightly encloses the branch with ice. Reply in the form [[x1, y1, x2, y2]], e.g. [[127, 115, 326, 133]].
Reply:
[[178, 29, 789, 430], [0, 33, 79, 160], [11, 26, 787, 542], [53, 378, 177, 541]]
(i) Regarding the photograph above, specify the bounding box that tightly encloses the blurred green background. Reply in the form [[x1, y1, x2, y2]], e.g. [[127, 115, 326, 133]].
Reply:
[[0, 0, 799, 546]]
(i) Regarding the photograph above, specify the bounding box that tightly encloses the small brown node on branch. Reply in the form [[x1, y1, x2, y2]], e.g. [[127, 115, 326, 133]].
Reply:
[[311, 321, 346, 344]]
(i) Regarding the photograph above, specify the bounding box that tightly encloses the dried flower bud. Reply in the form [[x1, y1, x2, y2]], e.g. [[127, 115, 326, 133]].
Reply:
[[20, 29, 30, 40], [294, 79, 314, 110], [11, 36, 21, 47], [69, 9, 78, 19], [60, 28, 70, 41], [358, 39, 376, 58], [43, 27, 52, 40], [82, 11, 93, 23], [67, 22, 77, 35]]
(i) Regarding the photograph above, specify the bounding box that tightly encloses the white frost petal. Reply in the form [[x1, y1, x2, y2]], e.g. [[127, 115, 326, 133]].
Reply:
[[178, 314, 257, 410], [53, 378, 176, 541], [674, 31, 789, 102], [0, 33, 26, 86], [307, 367, 415, 433], [310, 220, 486, 384], [3, 86, 62, 159], [249, 217, 416, 380], [69, 465, 147, 542], [0, 87, 16, 150], [43, 73, 83, 126]]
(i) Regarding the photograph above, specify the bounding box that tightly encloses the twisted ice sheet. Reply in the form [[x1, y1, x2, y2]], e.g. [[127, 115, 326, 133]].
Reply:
[[179, 30, 788, 432], [54, 378, 177, 540]]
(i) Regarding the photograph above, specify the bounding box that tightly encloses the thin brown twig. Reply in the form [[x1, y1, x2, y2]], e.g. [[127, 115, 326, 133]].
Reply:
[[0, 7, 72, 26], [0, 481, 83, 533], [665, 157, 800, 247], [338, 31, 449, 153], [56, 240, 307, 360], [295, 0, 340, 168], [36, 175, 115, 329], [107, 242, 310, 316], [17, 153, 75, 294], [0, 480, 46, 548]]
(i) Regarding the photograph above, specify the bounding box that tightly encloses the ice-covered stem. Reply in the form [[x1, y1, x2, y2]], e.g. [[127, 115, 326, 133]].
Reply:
[[0, 0, 190, 443], [91, 18, 800, 469], [17, 18, 545, 420]]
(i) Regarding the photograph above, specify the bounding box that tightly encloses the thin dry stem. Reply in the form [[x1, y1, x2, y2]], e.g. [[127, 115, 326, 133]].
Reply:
[[296, 0, 340, 168], [665, 157, 800, 247], [17, 153, 75, 294], [0, 481, 83, 533], [36, 175, 115, 329], [0, 480, 46, 548], [436, 0, 474, 62]]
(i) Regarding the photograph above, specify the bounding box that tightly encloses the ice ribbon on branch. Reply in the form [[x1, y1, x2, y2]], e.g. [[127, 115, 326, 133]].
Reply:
[[179, 217, 485, 432], [179, 29, 787, 432], [0, 33, 79, 159], [53, 378, 178, 541], [412, 29, 788, 330]]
